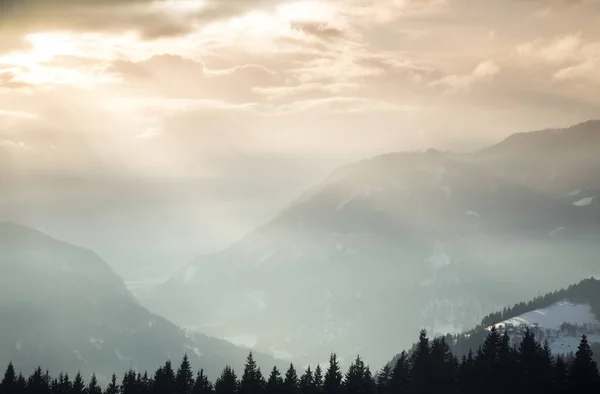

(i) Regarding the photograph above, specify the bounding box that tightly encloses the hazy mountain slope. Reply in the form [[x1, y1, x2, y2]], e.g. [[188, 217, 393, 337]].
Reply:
[[144, 120, 600, 368], [0, 223, 281, 382]]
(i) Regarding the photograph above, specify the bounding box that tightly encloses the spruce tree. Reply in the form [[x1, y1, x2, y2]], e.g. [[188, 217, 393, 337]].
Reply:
[[193, 370, 213, 394], [553, 355, 568, 394], [27, 367, 51, 394], [87, 374, 102, 394], [215, 366, 238, 394], [323, 354, 342, 394], [240, 352, 263, 394], [14, 374, 25, 394], [517, 327, 543, 393], [429, 337, 457, 394], [343, 356, 373, 394], [312, 365, 323, 394], [457, 351, 475, 394], [568, 334, 600, 392], [121, 370, 138, 394], [0, 363, 17, 394], [176, 354, 195, 394], [375, 364, 391, 394], [71, 372, 86, 394], [496, 330, 516, 393], [390, 352, 409, 394], [409, 330, 430, 394], [104, 374, 120, 394], [299, 366, 313, 394], [283, 364, 298, 394], [266, 367, 284, 394]]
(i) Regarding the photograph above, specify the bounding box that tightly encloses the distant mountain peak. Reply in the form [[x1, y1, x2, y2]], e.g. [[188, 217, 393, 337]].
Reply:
[[484, 119, 600, 154]]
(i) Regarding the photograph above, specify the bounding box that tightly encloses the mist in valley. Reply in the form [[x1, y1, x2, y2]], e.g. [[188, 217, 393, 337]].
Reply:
[[2, 0, 600, 390]]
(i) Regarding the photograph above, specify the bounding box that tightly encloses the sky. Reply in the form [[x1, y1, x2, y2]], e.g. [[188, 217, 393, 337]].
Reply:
[[1, 0, 600, 278]]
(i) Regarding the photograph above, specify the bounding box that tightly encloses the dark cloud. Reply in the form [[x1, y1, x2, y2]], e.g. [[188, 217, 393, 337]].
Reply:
[[0, 0, 286, 40]]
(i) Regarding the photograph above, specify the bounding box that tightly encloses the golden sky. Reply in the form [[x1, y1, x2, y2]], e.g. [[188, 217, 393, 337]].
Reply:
[[1, 0, 600, 276], [1, 0, 600, 180]]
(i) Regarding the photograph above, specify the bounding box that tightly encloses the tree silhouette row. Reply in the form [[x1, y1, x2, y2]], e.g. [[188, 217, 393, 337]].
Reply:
[[1, 328, 599, 394]]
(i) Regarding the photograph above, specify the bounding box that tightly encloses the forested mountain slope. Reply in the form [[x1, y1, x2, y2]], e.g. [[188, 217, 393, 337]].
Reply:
[[389, 278, 600, 368]]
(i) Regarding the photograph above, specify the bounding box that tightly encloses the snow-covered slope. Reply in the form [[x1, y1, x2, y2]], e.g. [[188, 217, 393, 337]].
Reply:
[[489, 301, 600, 355], [492, 301, 598, 330]]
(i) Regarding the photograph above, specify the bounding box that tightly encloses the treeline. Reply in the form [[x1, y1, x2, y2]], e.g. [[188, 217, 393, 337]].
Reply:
[[481, 277, 600, 327], [2, 328, 599, 394]]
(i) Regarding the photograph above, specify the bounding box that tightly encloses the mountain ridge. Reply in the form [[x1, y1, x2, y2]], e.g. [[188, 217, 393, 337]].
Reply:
[[144, 119, 600, 368], [0, 223, 283, 382]]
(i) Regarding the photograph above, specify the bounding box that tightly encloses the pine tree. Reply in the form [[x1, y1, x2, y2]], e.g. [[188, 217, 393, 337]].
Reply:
[[390, 352, 409, 394], [496, 330, 516, 393], [266, 367, 284, 394], [429, 337, 457, 394], [138, 372, 151, 394], [215, 366, 238, 394], [176, 354, 195, 394], [375, 364, 391, 394], [323, 354, 342, 394], [14, 374, 25, 394], [240, 352, 263, 394], [71, 372, 86, 394], [193, 370, 213, 394], [121, 370, 138, 394], [87, 374, 102, 394], [343, 356, 373, 394], [0, 363, 17, 394], [299, 366, 313, 394], [283, 364, 298, 394], [312, 365, 323, 394], [409, 329, 430, 394], [104, 374, 120, 394], [27, 367, 51, 394], [516, 327, 543, 393], [568, 334, 600, 392], [553, 355, 568, 394], [457, 350, 475, 394]]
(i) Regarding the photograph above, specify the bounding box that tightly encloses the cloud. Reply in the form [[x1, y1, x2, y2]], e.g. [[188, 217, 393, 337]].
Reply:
[[0, 0, 286, 41], [429, 60, 500, 94], [107, 54, 280, 102]]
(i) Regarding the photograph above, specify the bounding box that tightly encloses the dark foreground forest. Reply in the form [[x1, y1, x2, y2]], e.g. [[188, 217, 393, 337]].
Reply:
[[1, 328, 599, 394]]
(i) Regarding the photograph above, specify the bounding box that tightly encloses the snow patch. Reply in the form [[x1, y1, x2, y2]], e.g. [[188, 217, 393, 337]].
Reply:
[[491, 301, 599, 330], [574, 197, 596, 206], [569, 189, 582, 197]]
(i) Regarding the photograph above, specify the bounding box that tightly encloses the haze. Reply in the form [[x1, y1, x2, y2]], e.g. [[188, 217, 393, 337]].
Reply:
[[3, 0, 600, 381], [2, 0, 599, 279]]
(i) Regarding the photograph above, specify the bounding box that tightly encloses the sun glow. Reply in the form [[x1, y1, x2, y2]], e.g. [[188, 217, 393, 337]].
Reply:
[[276, 1, 337, 23]]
